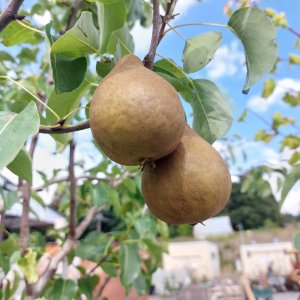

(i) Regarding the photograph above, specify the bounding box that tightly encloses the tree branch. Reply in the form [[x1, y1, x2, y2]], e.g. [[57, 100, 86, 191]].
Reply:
[[94, 276, 111, 300], [69, 139, 77, 240], [0, 0, 24, 33], [39, 120, 90, 134], [143, 0, 161, 70], [143, 0, 178, 70], [64, 0, 84, 32], [288, 26, 300, 38], [31, 206, 101, 298]]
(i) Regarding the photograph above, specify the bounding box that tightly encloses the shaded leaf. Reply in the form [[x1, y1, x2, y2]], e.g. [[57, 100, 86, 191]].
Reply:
[[283, 92, 300, 106], [255, 130, 273, 143], [182, 31, 222, 73], [7, 149, 32, 183], [96, 57, 115, 78], [78, 276, 99, 300], [289, 152, 300, 165], [228, 7, 278, 94], [280, 135, 300, 151], [0, 102, 39, 170], [51, 12, 100, 58], [280, 165, 300, 207], [1, 190, 19, 210], [182, 79, 233, 144], [107, 27, 134, 56], [120, 243, 141, 286]]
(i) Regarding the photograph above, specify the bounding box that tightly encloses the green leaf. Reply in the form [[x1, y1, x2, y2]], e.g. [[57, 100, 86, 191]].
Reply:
[[295, 38, 300, 50], [228, 7, 278, 94], [272, 112, 294, 129], [238, 109, 248, 122], [0, 20, 43, 46], [120, 243, 141, 286], [101, 262, 118, 277], [262, 78, 276, 98], [7, 149, 32, 183], [18, 249, 38, 284], [182, 31, 222, 73], [1, 190, 19, 210], [96, 57, 115, 78], [97, 0, 127, 53], [289, 152, 300, 165], [182, 79, 232, 144], [272, 12, 288, 28], [283, 92, 300, 106], [107, 27, 134, 56], [78, 276, 99, 300], [134, 218, 155, 238], [46, 23, 87, 94], [0, 102, 39, 170], [134, 273, 147, 296], [0, 235, 19, 256], [280, 135, 300, 151], [255, 130, 273, 143], [289, 54, 300, 65], [280, 165, 300, 207], [50, 279, 77, 300], [0, 51, 14, 62], [51, 12, 100, 58]]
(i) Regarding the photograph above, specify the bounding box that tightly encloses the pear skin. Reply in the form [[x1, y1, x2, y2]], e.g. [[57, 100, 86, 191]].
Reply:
[[90, 54, 185, 166], [142, 125, 232, 224]]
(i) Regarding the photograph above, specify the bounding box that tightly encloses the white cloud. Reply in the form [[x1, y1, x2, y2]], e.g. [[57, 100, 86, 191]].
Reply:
[[247, 78, 300, 113], [132, 0, 199, 56], [206, 41, 245, 80], [33, 11, 51, 26]]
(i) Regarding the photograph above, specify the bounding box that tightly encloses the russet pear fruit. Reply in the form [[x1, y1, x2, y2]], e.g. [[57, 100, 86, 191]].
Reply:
[[142, 125, 232, 224], [90, 54, 185, 166]]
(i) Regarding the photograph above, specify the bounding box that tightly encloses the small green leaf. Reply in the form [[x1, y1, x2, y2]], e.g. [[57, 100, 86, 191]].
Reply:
[[289, 152, 300, 165], [262, 78, 276, 98], [283, 92, 300, 106], [51, 12, 100, 58], [272, 112, 294, 129], [0, 51, 14, 62], [78, 276, 99, 300], [0, 20, 43, 46], [1, 190, 19, 210], [272, 12, 288, 28], [289, 54, 300, 65], [0, 102, 39, 170], [295, 38, 300, 50], [96, 57, 115, 78], [228, 7, 278, 94], [97, 0, 127, 53], [280, 165, 300, 207], [255, 130, 273, 143], [102, 262, 118, 277], [7, 149, 32, 183], [134, 273, 147, 296], [0, 235, 19, 256], [49, 279, 77, 300], [18, 249, 38, 284], [107, 27, 134, 56], [182, 79, 233, 144], [120, 243, 141, 286], [280, 135, 300, 151], [238, 109, 248, 122], [182, 31, 222, 73]]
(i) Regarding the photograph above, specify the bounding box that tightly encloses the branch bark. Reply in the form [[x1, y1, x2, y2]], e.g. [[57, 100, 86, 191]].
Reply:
[[64, 0, 84, 32], [69, 139, 77, 239], [39, 120, 90, 134], [30, 206, 101, 298], [94, 276, 111, 300], [0, 0, 24, 33], [143, 0, 178, 70]]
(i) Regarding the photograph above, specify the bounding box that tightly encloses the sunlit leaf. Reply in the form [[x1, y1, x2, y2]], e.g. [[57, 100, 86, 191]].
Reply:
[[18, 249, 38, 284], [262, 78, 276, 98], [228, 7, 278, 94], [255, 130, 273, 143], [289, 152, 300, 165], [182, 31, 222, 73], [283, 92, 300, 106], [289, 54, 300, 65], [272, 112, 294, 129], [280, 135, 300, 151], [0, 102, 39, 170], [107, 27, 134, 56]]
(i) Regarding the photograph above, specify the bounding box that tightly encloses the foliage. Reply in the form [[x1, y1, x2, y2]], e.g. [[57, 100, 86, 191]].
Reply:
[[222, 179, 282, 230], [0, 0, 284, 298]]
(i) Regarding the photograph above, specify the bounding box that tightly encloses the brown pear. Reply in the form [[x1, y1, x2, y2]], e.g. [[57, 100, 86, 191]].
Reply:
[[90, 54, 185, 166], [142, 125, 232, 224]]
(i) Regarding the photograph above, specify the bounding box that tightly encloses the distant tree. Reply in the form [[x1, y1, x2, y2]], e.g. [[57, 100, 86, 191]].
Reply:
[[222, 180, 282, 230]]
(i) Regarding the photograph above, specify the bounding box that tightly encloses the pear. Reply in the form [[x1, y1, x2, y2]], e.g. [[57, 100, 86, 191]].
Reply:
[[90, 54, 185, 166], [142, 125, 232, 224]]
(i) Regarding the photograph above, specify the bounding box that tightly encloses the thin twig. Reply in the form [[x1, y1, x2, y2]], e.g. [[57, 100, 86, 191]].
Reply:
[[69, 139, 77, 240], [39, 120, 90, 134], [143, 0, 161, 70], [287, 27, 300, 38], [0, 0, 24, 32], [94, 276, 112, 300], [64, 0, 84, 32]]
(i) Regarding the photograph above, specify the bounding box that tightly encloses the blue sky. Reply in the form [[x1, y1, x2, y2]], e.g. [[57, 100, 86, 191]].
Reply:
[[1, 0, 300, 214]]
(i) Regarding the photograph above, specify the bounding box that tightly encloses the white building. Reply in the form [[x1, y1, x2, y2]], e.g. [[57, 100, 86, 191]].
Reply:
[[240, 242, 295, 280], [163, 240, 221, 281], [193, 216, 233, 239]]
